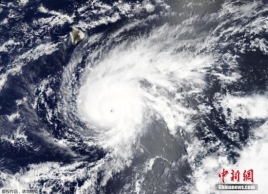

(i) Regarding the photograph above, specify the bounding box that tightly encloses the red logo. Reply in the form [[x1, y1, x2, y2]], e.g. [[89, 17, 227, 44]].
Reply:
[[231, 170, 240, 182], [243, 169, 254, 183], [218, 169, 228, 183], [218, 169, 254, 183]]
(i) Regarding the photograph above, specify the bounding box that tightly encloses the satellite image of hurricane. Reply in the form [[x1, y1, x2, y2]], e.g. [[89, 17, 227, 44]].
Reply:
[[0, 0, 268, 193]]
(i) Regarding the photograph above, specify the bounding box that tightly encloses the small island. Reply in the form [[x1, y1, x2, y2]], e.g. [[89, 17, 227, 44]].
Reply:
[[70, 27, 85, 45]]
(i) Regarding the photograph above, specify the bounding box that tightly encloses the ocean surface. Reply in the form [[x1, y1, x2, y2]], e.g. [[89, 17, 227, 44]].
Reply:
[[0, 0, 268, 193]]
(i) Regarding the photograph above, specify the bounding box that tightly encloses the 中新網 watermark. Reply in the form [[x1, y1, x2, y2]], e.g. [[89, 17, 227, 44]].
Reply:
[[216, 169, 258, 191]]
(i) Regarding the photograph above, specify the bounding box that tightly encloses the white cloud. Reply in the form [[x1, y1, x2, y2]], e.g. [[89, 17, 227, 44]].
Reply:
[[189, 121, 268, 194], [221, 95, 268, 124]]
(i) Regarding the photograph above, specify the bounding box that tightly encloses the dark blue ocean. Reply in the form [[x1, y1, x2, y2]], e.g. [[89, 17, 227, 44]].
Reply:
[[0, 0, 268, 193]]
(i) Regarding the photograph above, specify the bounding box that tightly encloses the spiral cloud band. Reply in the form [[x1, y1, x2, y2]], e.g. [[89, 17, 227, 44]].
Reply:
[[77, 27, 211, 161], [2, 1, 268, 193]]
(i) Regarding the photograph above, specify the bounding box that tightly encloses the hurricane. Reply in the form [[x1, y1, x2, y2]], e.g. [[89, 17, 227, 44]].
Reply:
[[76, 26, 211, 157], [0, 0, 268, 193]]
